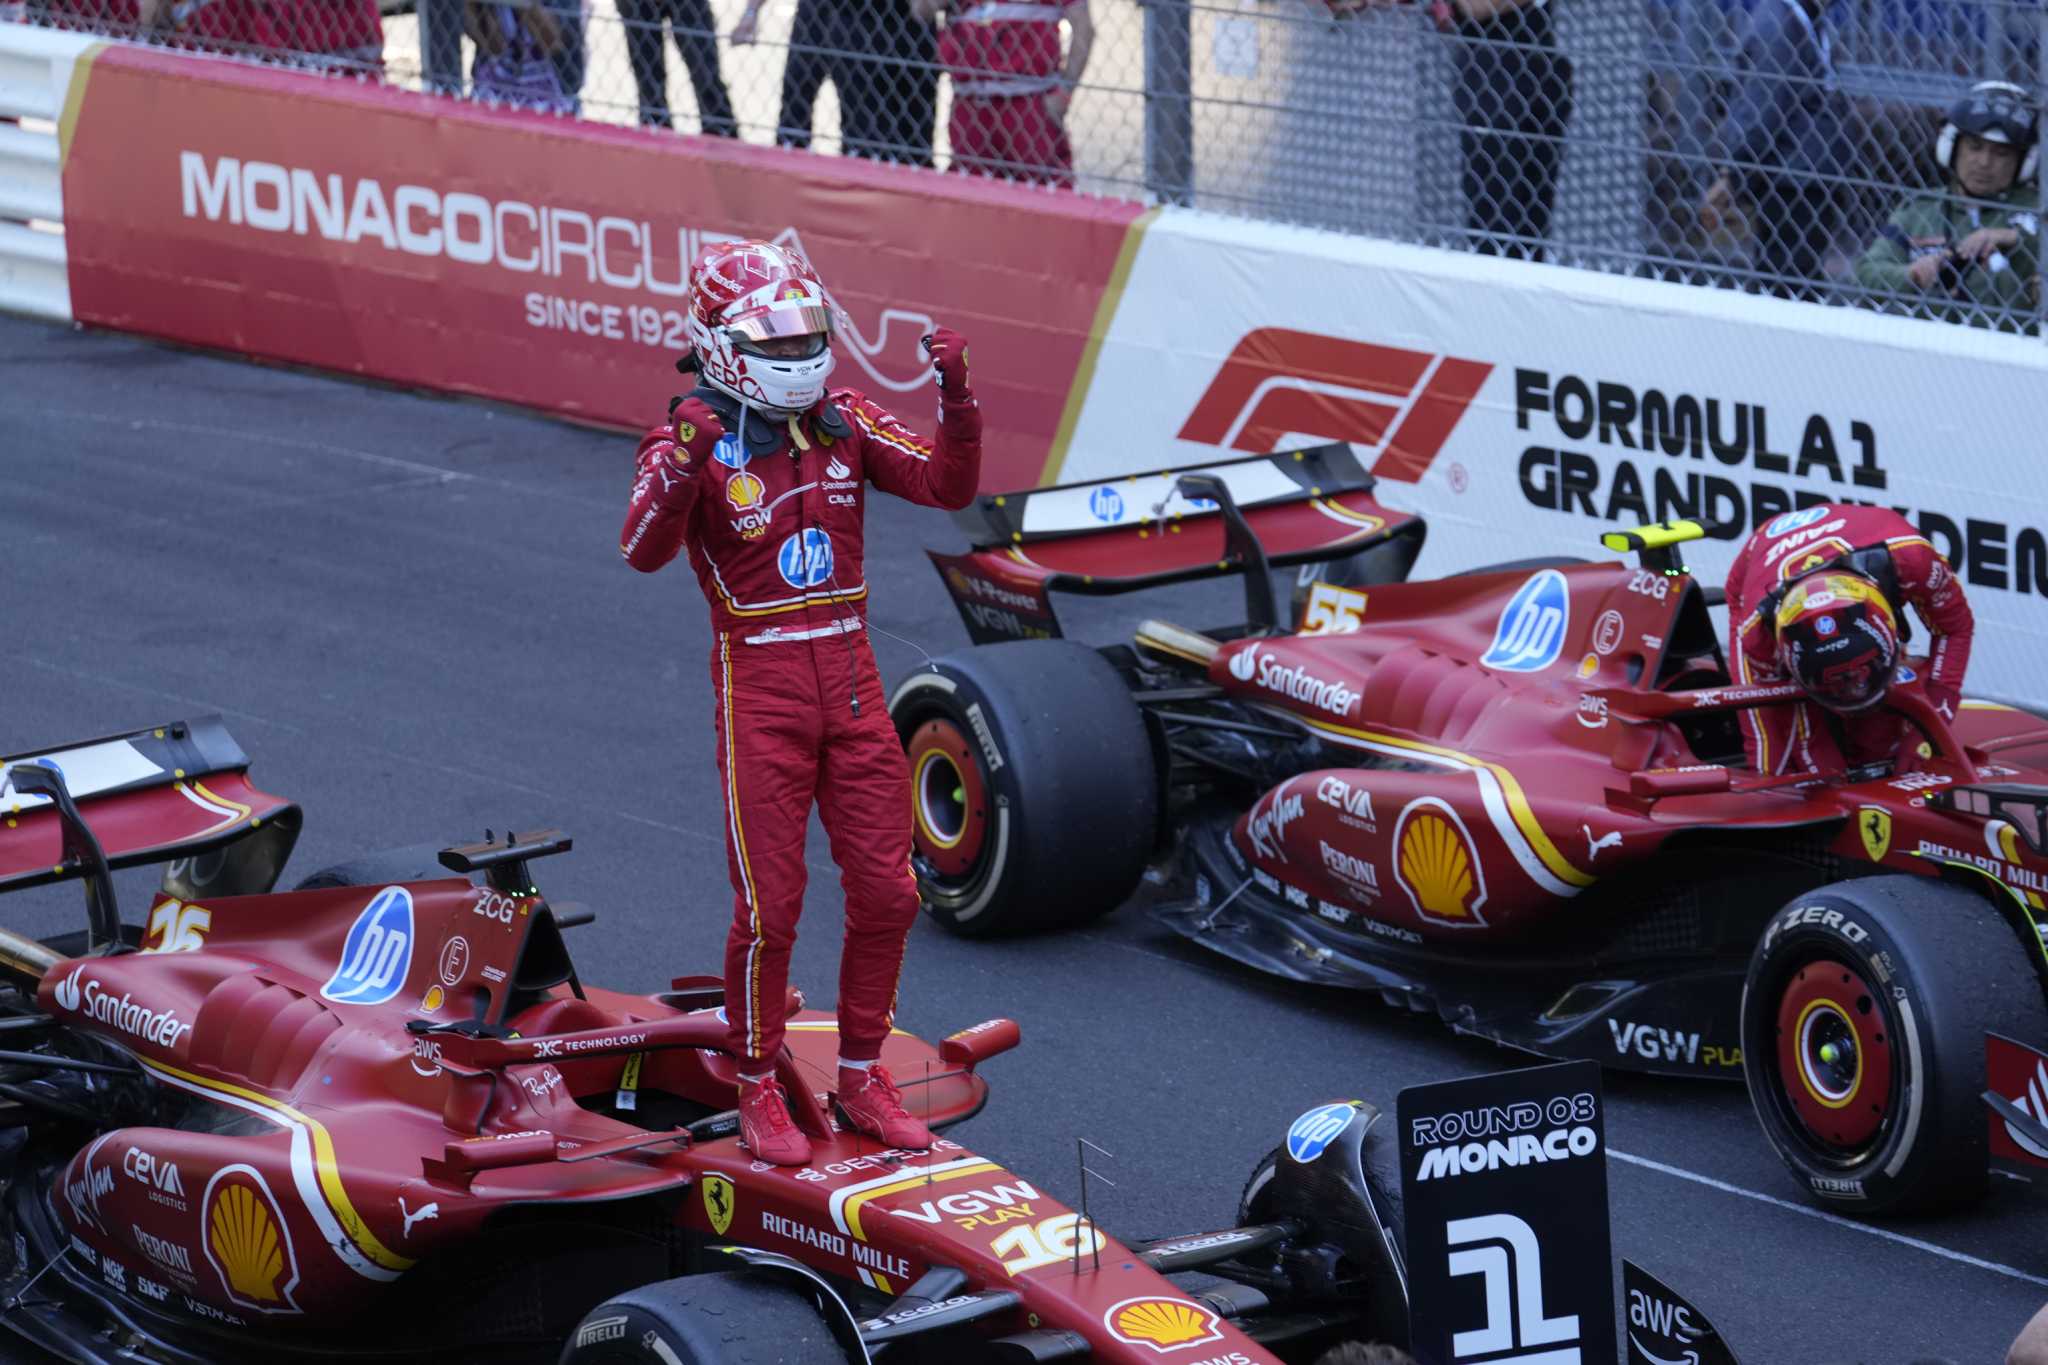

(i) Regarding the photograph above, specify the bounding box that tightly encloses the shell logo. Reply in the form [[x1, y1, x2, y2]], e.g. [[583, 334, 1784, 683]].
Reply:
[[202, 1164, 301, 1313], [1393, 799, 1489, 927], [726, 470, 766, 511], [1103, 1296, 1225, 1354]]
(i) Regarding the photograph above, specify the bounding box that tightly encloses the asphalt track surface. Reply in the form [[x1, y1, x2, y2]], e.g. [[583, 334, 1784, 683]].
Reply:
[[2, 311, 2042, 1364]]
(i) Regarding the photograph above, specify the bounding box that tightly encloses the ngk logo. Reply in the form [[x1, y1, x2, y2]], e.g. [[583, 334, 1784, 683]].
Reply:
[[1178, 329, 1492, 483]]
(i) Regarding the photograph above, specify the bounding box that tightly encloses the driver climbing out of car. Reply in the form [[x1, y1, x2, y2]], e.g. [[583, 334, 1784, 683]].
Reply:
[[618, 239, 981, 1165], [1724, 501, 1973, 778]]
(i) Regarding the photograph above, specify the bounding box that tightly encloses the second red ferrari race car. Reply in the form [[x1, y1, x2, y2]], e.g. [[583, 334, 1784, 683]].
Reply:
[[0, 719, 1409, 1363], [889, 445, 2048, 1216]]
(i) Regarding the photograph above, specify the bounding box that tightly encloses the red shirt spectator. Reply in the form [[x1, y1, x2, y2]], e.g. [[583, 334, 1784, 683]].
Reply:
[[928, 0, 1091, 187]]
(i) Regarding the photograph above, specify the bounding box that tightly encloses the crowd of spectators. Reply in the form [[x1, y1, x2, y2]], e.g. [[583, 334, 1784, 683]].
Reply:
[[16, 0, 1093, 183], [8, 0, 2042, 327]]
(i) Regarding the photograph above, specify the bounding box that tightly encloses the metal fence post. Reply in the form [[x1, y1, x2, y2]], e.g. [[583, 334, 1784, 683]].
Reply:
[[1143, 0, 1194, 205]]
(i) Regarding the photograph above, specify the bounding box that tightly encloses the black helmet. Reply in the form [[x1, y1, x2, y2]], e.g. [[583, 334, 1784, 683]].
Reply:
[[1937, 80, 2039, 185]]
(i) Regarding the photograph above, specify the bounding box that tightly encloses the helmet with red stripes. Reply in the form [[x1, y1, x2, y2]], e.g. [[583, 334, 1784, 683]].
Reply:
[[686, 240, 839, 413], [1773, 571, 1901, 714]]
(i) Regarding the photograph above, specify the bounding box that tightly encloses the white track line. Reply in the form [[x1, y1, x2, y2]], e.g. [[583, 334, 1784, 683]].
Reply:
[[1610, 1149, 2048, 1288]]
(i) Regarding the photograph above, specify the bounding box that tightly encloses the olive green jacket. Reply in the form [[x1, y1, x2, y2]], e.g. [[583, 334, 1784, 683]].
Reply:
[[1853, 183, 2040, 329]]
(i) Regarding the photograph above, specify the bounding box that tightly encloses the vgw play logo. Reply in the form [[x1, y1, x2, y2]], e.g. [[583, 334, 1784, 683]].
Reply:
[[321, 887, 415, 1006], [1481, 569, 1571, 673]]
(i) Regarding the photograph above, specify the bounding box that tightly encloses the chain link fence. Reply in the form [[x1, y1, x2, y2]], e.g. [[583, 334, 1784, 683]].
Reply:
[[8, 0, 2045, 331]]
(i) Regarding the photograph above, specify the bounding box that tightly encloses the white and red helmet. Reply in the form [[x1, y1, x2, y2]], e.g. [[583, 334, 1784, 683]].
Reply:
[[686, 239, 839, 413]]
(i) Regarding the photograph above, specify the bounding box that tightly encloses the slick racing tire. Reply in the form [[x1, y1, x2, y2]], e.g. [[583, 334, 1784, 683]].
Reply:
[[292, 843, 455, 891], [560, 1271, 850, 1364], [1741, 875, 2048, 1216], [1449, 555, 1589, 578], [890, 641, 1160, 937]]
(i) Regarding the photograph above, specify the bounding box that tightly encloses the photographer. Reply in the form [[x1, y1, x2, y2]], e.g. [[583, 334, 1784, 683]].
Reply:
[[1854, 80, 2040, 330]]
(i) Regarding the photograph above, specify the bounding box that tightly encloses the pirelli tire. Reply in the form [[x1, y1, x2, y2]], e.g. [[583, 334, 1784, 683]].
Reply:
[[889, 641, 1160, 937], [559, 1271, 851, 1365], [1741, 875, 2048, 1216], [292, 843, 455, 891]]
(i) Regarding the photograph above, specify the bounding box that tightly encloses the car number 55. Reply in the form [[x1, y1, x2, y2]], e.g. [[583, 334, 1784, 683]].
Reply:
[[1301, 582, 1367, 635]]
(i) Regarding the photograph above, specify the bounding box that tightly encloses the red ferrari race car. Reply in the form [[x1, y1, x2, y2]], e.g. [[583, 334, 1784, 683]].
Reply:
[[888, 446, 2048, 1216], [0, 719, 1410, 1364]]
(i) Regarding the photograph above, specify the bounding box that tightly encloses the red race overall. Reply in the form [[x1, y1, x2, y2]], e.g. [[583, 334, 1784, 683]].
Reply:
[[622, 375, 980, 1067], [1725, 502, 1973, 776]]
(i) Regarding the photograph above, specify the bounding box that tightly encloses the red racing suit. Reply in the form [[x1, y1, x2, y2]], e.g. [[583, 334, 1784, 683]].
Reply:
[[621, 383, 981, 1067], [1725, 502, 1973, 776], [939, 0, 1076, 187]]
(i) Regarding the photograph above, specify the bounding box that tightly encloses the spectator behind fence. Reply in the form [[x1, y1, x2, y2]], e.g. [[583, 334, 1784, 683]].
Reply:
[[423, 0, 582, 106], [926, 0, 1091, 187], [138, 0, 288, 55], [1699, 0, 1852, 302], [619, 0, 738, 133], [733, 0, 938, 164], [1440, 0, 1573, 260], [467, 0, 574, 111], [286, 0, 386, 72], [1854, 81, 2039, 330]]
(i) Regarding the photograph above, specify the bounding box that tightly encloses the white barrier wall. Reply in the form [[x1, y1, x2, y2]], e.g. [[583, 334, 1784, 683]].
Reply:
[[1059, 210, 2048, 703], [0, 26, 91, 322]]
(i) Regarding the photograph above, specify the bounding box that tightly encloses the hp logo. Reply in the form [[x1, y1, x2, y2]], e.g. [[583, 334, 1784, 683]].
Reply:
[[776, 528, 835, 589], [322, 887, 415, 1006], [1481, 570, 1571, 673]]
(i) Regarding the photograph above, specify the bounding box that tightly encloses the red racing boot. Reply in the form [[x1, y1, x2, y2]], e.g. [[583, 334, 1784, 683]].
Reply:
[[738, 1076, 813, 1166], [836, 1064, 932, 1149]]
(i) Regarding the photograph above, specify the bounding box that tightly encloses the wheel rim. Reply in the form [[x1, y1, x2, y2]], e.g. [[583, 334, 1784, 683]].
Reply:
[[1773, 957, 1895, 1151], [907, 718, 989, 880]]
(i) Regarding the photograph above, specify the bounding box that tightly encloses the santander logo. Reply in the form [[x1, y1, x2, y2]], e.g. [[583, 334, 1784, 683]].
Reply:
[[54, 964, 83, 1012], [1228, 645, 1260, 682]]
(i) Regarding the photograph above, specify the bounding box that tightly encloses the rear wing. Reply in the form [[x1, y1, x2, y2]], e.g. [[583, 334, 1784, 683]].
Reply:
[[0, 716, 300, 898], [930, 445, 1425, 643]]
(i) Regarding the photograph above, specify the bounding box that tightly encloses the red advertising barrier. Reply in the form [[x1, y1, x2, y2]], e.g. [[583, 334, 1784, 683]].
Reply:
[[58, 46, 1145, 488]]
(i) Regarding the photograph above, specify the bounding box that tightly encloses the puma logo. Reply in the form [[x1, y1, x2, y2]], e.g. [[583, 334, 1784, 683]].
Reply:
[[399, 1198, 439, 1238], [1582, 825, 1623, 861]]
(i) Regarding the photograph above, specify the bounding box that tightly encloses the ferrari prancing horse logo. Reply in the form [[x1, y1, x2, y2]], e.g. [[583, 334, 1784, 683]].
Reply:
[[1859, 807, 1891, 863], [702, 1174, 735, 1235]]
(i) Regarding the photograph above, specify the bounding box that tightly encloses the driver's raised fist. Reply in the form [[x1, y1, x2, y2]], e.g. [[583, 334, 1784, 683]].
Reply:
[[664, 396, 727, 470]]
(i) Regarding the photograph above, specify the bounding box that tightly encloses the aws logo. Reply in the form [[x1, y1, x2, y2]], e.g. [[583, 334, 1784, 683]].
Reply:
[[1177, 329, 1492, 483]]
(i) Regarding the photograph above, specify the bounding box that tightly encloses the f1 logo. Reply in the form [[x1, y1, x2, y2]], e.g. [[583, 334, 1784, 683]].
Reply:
[[1446, 1213, 1580, 1363], [1177, 328, 1492, 483]]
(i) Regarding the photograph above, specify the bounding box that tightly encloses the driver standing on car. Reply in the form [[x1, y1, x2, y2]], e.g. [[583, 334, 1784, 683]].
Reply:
[[619, 239, 981, 1166], [1725, 501, 1973, 778]]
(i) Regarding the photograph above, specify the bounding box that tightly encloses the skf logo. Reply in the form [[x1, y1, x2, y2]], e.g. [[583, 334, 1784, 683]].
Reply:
[[701, 1175, 735, 1235], [1102, 1296, 1225, 1355], [1394, 799, 1487, 927], [1177, 329, 1492, 483], [1858, 807, 1891, 862], [1446, 1213, 1578, 1362]]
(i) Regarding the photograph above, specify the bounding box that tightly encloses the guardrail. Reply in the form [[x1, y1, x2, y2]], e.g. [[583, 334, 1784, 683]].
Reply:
[[0, 26, 90, 322], [0, 26, 92, 321]]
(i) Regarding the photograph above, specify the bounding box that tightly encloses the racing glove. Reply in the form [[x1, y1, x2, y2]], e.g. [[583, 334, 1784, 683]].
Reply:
[[661, 397, 727, 471], [622, 400, 721, 571], [922, 328, 974, 403]]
